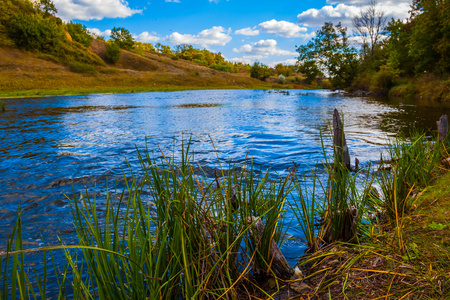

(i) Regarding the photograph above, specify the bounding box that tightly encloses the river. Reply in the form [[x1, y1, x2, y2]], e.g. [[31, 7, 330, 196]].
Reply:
[[1, 89, 449, 272]]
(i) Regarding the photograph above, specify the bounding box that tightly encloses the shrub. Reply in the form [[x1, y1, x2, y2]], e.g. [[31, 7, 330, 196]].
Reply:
[[7, 13, 64, 51], [370, 66, 394, 95], [68, 61, 95, 74], [250, 62, 271, 81], [209, 63, 232, 73], [66, 22, 93, 48], [105, 42, 121, 64], [110, 27, 134, 50], [278, 74, 286, 84]]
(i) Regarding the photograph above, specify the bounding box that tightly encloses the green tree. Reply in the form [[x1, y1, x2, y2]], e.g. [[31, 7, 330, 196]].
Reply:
[[297, 22, 359, 88], [35, 0, 57, 16], [274, 63, 291, 77], [384, 19, 414, 76], [297, 60, 323, 84], [250, 62, 271, 81], [105, 41, 121, 63], [8, 13, 64, 51], [409, 0, 449, 74], [66, 22, 93, 48], [110, 27, 134, 50]]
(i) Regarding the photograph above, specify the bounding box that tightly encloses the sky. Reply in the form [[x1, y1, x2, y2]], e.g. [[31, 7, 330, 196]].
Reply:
[[53, 0, 412, 66]]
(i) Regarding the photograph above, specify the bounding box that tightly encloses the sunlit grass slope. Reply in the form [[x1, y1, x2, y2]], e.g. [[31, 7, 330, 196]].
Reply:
[[0, 41, 280, 98]]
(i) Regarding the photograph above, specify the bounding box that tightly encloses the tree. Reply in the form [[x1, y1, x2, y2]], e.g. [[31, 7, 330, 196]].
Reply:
[[297, 22, 359, 88], [384, 19, 414, 76], [352, 0, 387, 58], [8, 13, 64, 51], [105, 41, 121, 63], [275, 63, 291, 77], [66, 22, 93, 48], [408, 0, 449, 74], [35, 0, 57, 16], [297, 60, 323, 84], [110, 27, 134, 50], [250, 62, 271, 81]]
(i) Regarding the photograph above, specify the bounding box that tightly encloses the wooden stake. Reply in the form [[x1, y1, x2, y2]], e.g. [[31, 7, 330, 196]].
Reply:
[[333, 109, 351, 170], [437, 114, 448, 142]]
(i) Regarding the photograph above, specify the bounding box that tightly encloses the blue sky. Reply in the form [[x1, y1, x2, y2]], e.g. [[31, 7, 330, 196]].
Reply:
[[54, 0, 411, 66]]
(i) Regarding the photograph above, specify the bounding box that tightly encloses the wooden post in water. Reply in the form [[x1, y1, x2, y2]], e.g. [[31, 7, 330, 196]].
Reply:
[[333, 109, 351, 170], [437, 115, 448, 142], [248, 217, 294, 280]]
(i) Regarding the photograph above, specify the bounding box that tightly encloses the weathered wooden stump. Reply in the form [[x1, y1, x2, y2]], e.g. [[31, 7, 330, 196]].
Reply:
[[248, 217, 294, 280], [437, 115, 448, 142], [333, 109, 351, 170]]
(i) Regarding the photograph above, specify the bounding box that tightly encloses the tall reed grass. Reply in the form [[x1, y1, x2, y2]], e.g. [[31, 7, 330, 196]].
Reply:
[[1, 124, 447, 298], [1, 140, 292, 299]]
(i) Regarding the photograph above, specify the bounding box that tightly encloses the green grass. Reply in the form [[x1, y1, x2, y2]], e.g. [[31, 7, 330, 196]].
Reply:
[[0, 139, 293, 299], [1, 121, 449, 299]]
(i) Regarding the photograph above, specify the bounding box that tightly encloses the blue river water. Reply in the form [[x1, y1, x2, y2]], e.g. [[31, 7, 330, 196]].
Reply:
[[1, 89, 450, 274]]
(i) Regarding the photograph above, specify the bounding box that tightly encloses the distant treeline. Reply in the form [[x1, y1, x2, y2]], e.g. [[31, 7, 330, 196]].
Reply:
[[0, 0, 302, 80], [297, 0, 449, 98]]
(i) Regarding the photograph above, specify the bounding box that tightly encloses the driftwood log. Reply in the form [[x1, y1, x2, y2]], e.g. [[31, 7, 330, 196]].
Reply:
[[333, 109, 351, 170], [248, 217, 294, 280], [437, 115, 448, 142]]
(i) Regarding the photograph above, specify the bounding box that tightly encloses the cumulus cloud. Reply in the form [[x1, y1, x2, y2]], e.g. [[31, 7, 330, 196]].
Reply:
[[297, 4, 359, 27], [54, 0, 141, 21], [258, 19, 307, 38], [233, 39, 297, 56], [88, 28, 112, 38], [165, 0, 181, 2], [166, 26, 232, 48], [235, 27, 260, 36], [297, 1, 410, 28], [268, 58, 298, 67], [134, 32, 160, 43], [326, 0, 410, 7], [229, 55, 264, 64]]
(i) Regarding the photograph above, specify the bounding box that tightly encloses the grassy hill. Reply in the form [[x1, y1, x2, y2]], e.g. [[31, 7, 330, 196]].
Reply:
[[0, 0, 299, 98], [0, 39, 279, 98]]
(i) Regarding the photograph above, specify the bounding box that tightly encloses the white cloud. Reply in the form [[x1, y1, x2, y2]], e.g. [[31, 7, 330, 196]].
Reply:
[[268, 58, 298, 67], [54, 0, 141, 21], [326, 0, 410, 7], [235, 27, 260, 36], [258, 19, 307, 38], [229, 55, 264, 64], [166, 26, 232, 48], [88, 28, 112, 38], [233, 39, 297, 56], [165, 0, 180, 2], [134, 31, 160, 43], [297, 2, 410, 28], [297, 4, 359, 27]]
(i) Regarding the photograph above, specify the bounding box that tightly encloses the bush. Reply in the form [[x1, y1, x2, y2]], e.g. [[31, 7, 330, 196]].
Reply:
[[68, 61, 95, 74], [370, 66, 394, 95], [278, 74, 286, 84], [66, 22, 93, 48], [110, 27, 134, 50], [250, 62, 271, 81], [8, 13, 64, 51], [209, 63, 232, 73], [105, 42, 121, 64]]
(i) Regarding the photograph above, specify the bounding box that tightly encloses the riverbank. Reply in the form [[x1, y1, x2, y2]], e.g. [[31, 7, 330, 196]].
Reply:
[[0, 45, 307, 98], [297, 146, 450, 299], [349, 72, 450, 105]]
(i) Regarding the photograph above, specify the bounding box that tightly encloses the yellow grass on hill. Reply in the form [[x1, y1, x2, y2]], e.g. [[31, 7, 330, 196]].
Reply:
[[0, 40, 283, 98]]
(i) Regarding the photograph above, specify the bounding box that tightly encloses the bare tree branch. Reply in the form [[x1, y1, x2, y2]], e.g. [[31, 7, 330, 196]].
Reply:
[[352, 0, 387, 58]]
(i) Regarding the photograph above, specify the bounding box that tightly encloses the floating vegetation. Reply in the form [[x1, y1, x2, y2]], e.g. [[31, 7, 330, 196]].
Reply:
[[174, 103, 222, 108]]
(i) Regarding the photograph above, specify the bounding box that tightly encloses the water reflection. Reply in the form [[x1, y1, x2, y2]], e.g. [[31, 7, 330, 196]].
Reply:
[[1, 89, 450, 258]]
